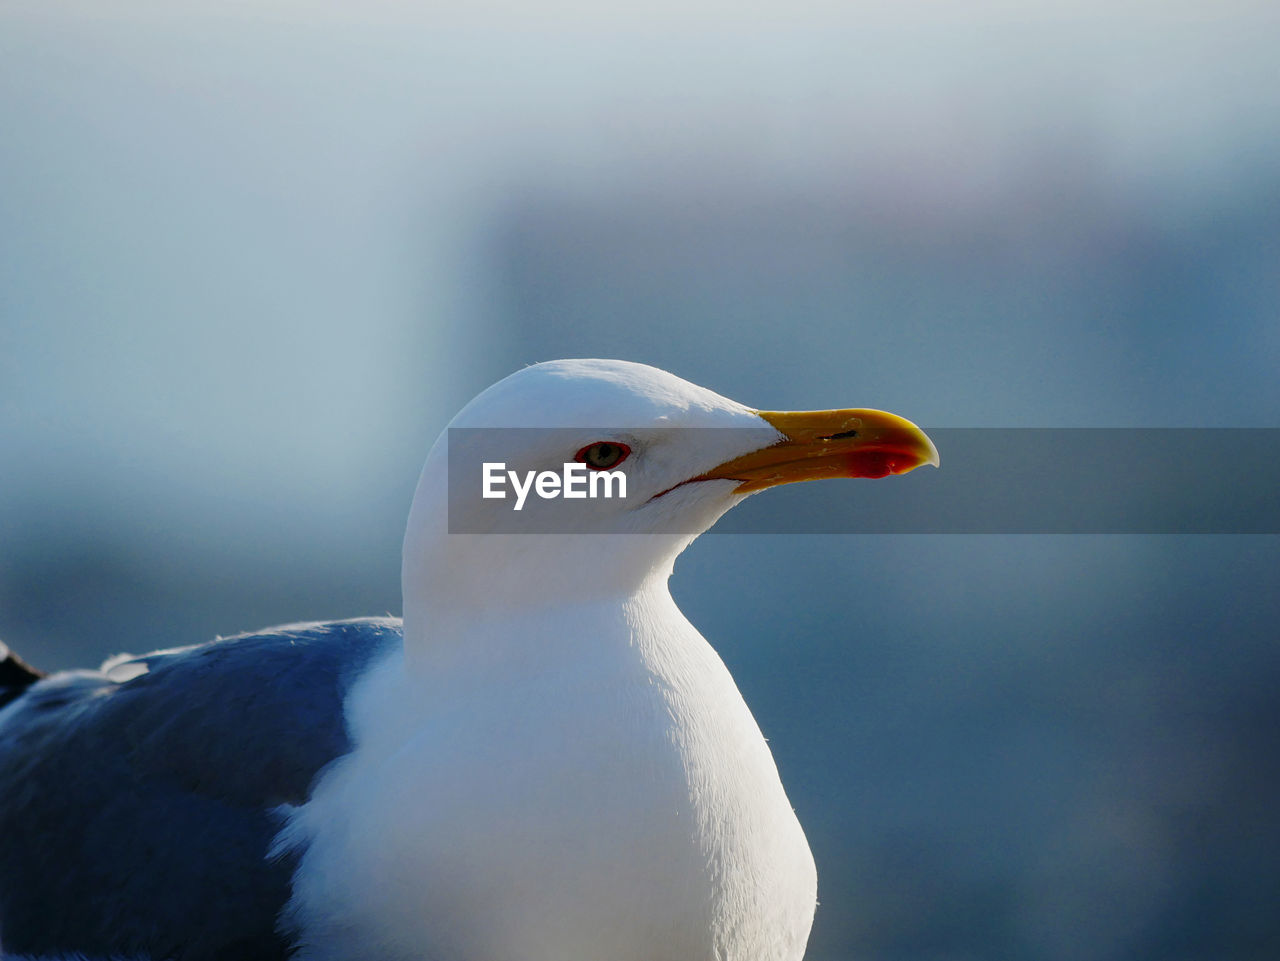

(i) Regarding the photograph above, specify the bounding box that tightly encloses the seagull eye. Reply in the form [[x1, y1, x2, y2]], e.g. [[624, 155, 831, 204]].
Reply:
[[575, 441, 631, 470]]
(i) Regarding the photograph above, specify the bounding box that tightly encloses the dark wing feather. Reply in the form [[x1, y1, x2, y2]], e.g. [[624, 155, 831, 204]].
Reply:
[[0, 640, 45, 710], [0, 618, 400, 961]]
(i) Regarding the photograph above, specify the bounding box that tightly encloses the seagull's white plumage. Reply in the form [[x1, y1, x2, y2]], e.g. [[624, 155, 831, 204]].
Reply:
[[280, 360, 814, 961], [0, 359, 938, 961]]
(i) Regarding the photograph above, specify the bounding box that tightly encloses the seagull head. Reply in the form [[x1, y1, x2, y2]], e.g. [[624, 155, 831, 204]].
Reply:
[[403, 359, 938, 620]]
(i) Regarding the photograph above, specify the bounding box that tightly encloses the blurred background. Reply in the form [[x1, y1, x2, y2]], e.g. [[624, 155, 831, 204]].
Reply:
[[2, 2, 1278, 958]]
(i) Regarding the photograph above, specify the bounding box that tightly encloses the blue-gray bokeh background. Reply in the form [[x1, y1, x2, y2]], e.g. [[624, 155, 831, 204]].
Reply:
[[2, 3, 1277, 959]]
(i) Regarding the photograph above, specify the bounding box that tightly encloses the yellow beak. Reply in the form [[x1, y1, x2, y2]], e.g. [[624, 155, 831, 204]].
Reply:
[[697, 408, 940, 494]]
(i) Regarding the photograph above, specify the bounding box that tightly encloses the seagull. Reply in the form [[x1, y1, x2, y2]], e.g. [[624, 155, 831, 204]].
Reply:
[[0, 359, 938, 961]]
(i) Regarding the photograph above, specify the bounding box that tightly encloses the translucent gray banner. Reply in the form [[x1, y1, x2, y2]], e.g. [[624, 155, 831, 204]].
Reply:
[[447, 428, 1280, 534]]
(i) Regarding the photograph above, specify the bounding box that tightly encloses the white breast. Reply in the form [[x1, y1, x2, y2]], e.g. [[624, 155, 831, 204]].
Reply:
[[279, 587, 817, 961]]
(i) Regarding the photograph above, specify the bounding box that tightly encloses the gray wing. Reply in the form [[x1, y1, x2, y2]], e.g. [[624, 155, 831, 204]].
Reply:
[[0, 617, 401, 961]]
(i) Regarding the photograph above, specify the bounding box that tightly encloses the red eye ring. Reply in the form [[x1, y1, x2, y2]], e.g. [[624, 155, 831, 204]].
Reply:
[[574, 441, 632, 471]]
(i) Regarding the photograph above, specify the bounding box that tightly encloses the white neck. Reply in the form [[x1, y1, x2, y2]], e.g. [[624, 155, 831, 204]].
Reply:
[[400, 437, 706, 671], [285, 573, 816, 961]]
